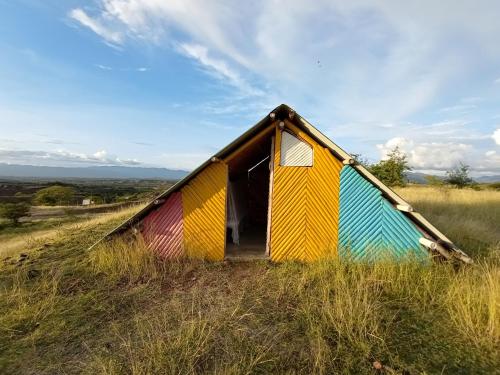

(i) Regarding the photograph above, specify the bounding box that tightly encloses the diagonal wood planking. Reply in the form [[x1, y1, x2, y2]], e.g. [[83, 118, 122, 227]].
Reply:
[[338, 165, 427, 260], [270, 121, 342, 261], [182, 162, 227, 261]]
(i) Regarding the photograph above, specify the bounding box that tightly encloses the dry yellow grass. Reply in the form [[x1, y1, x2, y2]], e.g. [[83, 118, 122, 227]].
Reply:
[[81, 248, 499, 374], [90, 237, 166, 283], [0, 187, 499, 374], [395, 185, 500, 258]]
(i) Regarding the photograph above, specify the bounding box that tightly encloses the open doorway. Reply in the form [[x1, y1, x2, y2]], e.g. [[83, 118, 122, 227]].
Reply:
[[225, 132, 273, 259]]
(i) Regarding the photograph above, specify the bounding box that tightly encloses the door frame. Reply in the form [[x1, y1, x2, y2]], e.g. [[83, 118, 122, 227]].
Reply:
[[222, 124, 276, 259], [265, 134, 276, 257]]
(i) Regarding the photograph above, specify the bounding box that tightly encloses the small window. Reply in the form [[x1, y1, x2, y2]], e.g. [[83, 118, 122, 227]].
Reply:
[[280, 131, 313, 167]]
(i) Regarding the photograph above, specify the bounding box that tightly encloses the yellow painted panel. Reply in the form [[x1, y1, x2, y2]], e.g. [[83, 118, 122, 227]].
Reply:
[[306, 143, 342, 260], [270, 121, 342, 261], [269, 128, 307, 261], [182, 162, 227, 260]]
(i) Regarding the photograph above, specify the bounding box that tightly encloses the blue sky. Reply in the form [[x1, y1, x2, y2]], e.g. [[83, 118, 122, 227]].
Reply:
[[1, 0, 500, 175]]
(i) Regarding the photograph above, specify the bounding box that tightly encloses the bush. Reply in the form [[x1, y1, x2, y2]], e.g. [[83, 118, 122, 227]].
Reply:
[[0, 203, 30, 225], [33, 185, 76, 206], [488, 182, 500, 190], [445, 162, 474, 189]]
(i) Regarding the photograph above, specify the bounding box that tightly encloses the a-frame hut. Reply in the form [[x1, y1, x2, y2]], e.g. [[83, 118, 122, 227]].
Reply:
[[96, 105, 471, 264]]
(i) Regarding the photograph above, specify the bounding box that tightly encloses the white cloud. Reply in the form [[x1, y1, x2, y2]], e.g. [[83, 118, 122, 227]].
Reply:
[[97, 0, 252, 66], [177, 43, 262, 96], [65, 1, 500, 171], [377, 137, 472, 171], [460, 96, 483, 103], [330, 118, 475, 149], [376, 135, 500, 174], [438, 104, 477, 113], [92, 150, 108, 160], [0, 148, 140, 167], [493, 129, 500, 145], [68, 0, 500, 123], [95, 64, 150, 72], [95, 64, 112, 70], [479, 150, 500, 173], [494, 78, 500, 84], [159, 152, 211, 170], [69, 8, 124, 45], [43, 139, 79, 145]]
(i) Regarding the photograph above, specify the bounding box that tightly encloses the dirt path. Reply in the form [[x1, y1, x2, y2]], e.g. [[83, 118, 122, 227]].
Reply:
[[0, 205, 143, 258]]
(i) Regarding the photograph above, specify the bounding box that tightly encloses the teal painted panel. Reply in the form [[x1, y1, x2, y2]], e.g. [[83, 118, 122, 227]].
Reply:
[[338, 166, 427, 260]]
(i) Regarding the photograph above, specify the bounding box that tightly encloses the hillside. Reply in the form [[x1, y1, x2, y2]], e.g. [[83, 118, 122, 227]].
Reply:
[[0, 163, 189, 180], [2, 164, 499, 184], [406, 172, 500, 184], [0, 186, 499, 374]]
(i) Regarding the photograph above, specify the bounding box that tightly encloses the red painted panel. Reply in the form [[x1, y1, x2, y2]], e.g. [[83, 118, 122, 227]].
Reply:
[[141, 192, 184, 259]]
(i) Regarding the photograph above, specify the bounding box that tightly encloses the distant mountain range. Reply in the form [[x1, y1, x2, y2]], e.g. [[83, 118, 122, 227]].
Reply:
[[0, 163, 189, 180], [405, 172, 434, 184], [406, 172, 500, 184], [0, 163, 498, 183], [475, 175, 500, 183]]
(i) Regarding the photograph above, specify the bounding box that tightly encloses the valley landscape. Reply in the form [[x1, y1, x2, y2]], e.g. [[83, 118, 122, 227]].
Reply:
[[2, 1, 500, 374]]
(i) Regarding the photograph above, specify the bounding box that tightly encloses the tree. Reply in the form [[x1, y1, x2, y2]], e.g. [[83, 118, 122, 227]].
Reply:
[[369, 146, 411, 187], [0, 203, 30, 225], [351, 153, 370, 167], [445, 162, 473, 188], [33, 185, 76, 206]]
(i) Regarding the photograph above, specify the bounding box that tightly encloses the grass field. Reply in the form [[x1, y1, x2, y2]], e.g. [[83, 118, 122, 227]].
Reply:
[[0, 186, 498, 374], [0, 203, 147, 258]]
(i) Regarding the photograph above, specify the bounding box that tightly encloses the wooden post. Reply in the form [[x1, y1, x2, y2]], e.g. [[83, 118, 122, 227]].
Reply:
[[396, 204, 414, 212], [265, 135, 276, 257]]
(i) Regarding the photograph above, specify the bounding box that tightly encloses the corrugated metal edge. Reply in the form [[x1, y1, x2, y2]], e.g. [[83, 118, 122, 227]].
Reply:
[[92, 104, 471, 263], [141, 192, 184, 258]]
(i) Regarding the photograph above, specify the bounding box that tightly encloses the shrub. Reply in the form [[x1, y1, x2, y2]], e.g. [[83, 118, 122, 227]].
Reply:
[[33, 185, 76, 206], [0, 202, 30, 225], [488, 182, 500, 190]]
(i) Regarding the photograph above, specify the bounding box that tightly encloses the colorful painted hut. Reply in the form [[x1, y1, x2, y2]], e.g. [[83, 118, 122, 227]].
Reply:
[[96, 105, 471, 263]]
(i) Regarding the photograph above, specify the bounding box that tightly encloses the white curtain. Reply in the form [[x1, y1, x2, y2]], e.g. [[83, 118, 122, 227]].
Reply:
[[227, 180, 247, 245]]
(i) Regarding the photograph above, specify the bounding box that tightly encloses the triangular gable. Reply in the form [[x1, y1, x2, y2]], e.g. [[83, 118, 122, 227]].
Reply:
[[339, 166, 426, 260], [94, 104, 471, 264]]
